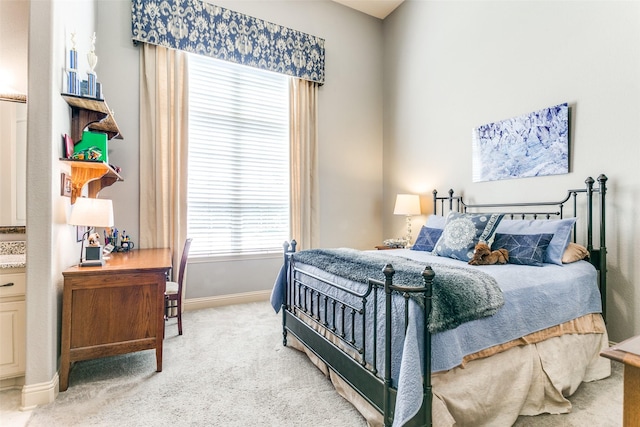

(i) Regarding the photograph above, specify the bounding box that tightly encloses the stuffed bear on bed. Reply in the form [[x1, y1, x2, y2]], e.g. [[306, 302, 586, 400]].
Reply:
[[468, 242, 509, 265]]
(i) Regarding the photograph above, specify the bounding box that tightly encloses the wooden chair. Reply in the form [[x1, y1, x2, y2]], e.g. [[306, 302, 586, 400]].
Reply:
[[165, 238, 192, 335]]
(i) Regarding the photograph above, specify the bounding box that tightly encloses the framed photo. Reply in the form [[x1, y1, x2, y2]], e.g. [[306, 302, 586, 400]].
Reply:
[[472, 103, 569, 182], [76, 226, 87, 242], [60, 173, 72, 197]]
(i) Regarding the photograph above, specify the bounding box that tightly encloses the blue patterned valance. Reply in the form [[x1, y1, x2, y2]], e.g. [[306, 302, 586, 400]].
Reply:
[[131, 0, 325, 84]]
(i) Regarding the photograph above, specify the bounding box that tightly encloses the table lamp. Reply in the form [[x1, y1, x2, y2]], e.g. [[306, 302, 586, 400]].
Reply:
[[68, 197, 114, 266], [393, 194, 421, 246]]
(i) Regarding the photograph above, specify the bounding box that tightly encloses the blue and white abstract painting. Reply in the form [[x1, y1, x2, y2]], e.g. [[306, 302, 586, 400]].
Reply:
[[472, 103, 569, 182]]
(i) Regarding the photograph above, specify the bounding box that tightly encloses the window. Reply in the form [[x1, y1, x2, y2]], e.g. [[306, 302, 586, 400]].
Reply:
[[187, 54, 290, 257]]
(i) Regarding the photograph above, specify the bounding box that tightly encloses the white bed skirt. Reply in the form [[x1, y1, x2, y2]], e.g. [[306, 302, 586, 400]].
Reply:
[[286, 330, 611, 426]]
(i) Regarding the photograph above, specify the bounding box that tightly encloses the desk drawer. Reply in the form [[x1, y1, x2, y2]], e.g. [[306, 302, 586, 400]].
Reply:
[[0, 271, 26, 298]]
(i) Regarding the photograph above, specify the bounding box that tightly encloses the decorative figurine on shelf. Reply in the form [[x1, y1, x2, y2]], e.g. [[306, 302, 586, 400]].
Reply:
[[87, 232, 101, 247], [87, 32, 98, 98], [69, 31, 77, 68]]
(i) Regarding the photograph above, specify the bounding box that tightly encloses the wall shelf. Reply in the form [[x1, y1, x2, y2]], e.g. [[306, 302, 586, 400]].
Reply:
[[61, 94, 123, 142], [60, 159, 123, 204], [61, 93, 124, 204]]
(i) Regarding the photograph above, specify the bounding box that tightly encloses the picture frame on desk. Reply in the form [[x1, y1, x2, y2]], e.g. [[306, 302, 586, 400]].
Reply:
[[76, 226, 87, 242]]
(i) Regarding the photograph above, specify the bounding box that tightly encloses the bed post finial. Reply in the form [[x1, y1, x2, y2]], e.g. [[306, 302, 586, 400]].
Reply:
[[432, 190, 438, 216], [448, 189, 455, 213]]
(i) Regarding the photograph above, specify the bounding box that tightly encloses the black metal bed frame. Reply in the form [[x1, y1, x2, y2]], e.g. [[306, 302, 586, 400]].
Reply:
[[280, 174, 608, 427]]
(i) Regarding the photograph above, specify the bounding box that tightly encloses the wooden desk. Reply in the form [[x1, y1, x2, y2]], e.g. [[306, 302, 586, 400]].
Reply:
[[601, 335, 640, 426], [60, 248, 171, 391]]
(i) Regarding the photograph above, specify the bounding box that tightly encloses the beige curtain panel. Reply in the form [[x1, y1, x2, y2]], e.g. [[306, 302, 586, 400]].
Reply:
[[139, 43, 189, 273], [289, 78, 320, 250]]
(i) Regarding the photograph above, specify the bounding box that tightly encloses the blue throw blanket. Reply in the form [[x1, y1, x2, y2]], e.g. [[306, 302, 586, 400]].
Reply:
[[290, 248, 504, 333]]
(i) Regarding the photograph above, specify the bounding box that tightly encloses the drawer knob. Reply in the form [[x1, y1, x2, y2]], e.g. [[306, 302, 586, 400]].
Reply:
[[1, 282, 15, 287]]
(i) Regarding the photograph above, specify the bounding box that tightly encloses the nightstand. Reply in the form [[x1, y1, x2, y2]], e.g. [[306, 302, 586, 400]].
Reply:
[[600, 334, 640, 426]]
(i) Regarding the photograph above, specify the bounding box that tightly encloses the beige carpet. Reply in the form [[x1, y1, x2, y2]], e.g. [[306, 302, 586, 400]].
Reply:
[[26, 302, 622, 426]]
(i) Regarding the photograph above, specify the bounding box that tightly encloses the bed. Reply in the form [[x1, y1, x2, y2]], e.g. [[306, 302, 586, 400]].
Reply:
[[270, 174, 610, 427]]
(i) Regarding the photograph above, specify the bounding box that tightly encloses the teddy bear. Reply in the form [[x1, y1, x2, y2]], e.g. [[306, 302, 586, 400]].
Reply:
[[468, 241, 509, 265], [87, 232, 101, 247]]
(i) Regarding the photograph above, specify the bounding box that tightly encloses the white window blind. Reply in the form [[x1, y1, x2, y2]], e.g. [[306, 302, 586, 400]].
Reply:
[[188, 54, 290, 257]]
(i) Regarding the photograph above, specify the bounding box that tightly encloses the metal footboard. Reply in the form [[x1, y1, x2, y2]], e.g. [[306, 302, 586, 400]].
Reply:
[[281, 240, 435, 426]]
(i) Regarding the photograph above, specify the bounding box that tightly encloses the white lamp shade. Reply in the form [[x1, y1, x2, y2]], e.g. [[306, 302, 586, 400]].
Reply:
[[69, 198, 114, 228], [393, 194, 421, 216]]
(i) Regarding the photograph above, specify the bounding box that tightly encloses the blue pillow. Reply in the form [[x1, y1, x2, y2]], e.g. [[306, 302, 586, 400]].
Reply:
[[434, 212, 504, 261], [492, 233, 554, 266], [495, 218, 577, 265], [412, 226, 443, 252]]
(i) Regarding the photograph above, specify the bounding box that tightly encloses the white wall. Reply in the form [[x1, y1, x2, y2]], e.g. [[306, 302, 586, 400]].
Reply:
[[0, 0, 28, 95], [26, 0, 96, 402], [95, 0, 385, 299], [382, 0, 640, 342]]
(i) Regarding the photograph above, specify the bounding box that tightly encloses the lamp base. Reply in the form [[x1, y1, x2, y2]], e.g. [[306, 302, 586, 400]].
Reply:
[[80, 260, 104, 267], [405, 216, 413, 246]]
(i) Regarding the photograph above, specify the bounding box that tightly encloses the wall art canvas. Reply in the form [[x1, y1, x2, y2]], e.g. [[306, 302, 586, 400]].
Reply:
[[472, 103, 569, 182]]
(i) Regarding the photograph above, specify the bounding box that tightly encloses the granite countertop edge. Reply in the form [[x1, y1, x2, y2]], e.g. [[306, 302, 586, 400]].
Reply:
[[0, 241, 26, 269]]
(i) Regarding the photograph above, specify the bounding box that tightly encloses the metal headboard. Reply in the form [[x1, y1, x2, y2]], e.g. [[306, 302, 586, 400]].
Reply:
[[432, 174, 608, 319]]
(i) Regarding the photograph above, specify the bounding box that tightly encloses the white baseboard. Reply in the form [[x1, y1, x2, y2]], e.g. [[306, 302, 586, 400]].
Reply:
[[184, 290, 271, 311], [21, 373, 58, 410]]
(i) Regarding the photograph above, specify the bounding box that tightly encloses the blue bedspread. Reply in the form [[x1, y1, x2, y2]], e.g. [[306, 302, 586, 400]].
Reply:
[[271, 249, 602, 426]]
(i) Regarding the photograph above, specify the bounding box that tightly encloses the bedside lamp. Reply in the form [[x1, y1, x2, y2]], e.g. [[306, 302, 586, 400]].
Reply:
[[69, 197, 114, 266], [393, 194, 421, 245]]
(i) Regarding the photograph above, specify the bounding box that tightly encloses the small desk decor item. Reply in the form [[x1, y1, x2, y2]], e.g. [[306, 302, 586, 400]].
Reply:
[[104, 228, 134, 252], [472, 103, 569, 182], [85, 232, 102, 264], [120, 240, 135, 251], [68, 197, 114, 266]]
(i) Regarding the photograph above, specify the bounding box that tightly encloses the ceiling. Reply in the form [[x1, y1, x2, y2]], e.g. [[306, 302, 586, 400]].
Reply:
[[331, 0, 405, 20]]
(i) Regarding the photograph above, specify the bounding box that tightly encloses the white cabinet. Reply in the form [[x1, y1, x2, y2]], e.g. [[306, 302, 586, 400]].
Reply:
[[0, 269, 26, 379], [0, 101, 27, 227]]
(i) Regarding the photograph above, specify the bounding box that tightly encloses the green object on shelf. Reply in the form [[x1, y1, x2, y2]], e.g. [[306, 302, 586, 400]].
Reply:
[[73, 131, 108, 162]]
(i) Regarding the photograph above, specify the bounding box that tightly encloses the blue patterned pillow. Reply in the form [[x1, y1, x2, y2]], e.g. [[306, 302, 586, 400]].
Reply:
[[492, 233, 554, 266], [412, 226, 443, 252], [434, 212, 504, 261], [495, 218, 577, 265]]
